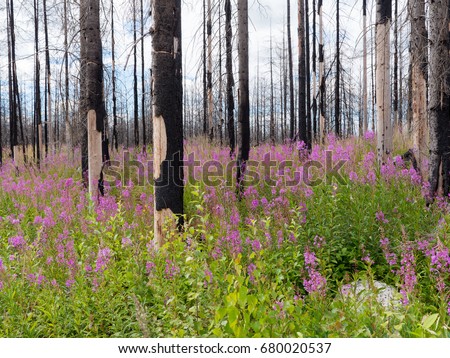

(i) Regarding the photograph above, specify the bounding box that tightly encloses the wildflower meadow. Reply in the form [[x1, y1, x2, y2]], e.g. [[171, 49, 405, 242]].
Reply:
[[0, 133, 449, 337]]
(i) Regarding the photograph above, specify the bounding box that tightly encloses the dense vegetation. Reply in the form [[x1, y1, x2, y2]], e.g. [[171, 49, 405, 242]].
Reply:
[[0, 134, 449, 337]]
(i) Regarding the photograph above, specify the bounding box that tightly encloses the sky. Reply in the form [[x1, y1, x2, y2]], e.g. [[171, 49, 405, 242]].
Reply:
[[0, 0, 410, 110]]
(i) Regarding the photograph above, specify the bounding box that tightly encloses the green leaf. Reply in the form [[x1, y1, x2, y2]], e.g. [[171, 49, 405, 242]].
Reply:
[[422, 314, 439, 330], [238, 286, 248, 307]]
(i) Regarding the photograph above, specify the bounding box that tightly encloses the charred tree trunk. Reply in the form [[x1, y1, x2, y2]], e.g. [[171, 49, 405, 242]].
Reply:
[[133, 0, 139, 147], [207, 0, 214, 142], [80, 0, 110, 195], [225, 0, 235, 156], [305, 0, 311, 148], [298, 0, 307, 145], [318, 0, 325, 142], [312, 0, 317, 141], [151, 0, 184, 246], [335, 0, 340, 137], [287, 0, 296, 140], [111, 0, 118, 151], [428, 0, 450, 201], [237, 0, 250, 193], [34, 0, 42, 165]]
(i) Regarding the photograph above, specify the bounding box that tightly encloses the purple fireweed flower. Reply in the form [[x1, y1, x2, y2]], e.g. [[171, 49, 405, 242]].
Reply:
[[366, 170, 377, 184], [304, 249, 318, 267], [122, 237, 132, 247], [313, 235, 325, 248], [204, 269, 213, 287], [95, 247, 112, 273], [146, 262, 156, 275], [375, 211, 389, 224], [364, 131, 375, 141], [303, 249, 327, 296], [247, 263, 257, 284], [399, 245, 417, 305], [65, 279, 75, 288], [0, 258, 3, 271], [349, 171, 358, 182], [230, 210, 240, 226], [0, 281, 3, 291], [447, 302, 450, 316], [251, 199, 259, 210], [362, 255, 374, 265], [8, 235, 26, 249], [277, 230, 284, 248], [303, 269, 327, 296], [164, 260, 180, 280]]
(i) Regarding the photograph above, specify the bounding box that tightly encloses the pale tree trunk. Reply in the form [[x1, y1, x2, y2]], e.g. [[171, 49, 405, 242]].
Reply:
[[409, 0, 428, 178], [141, 0, 146, 150], [376, 0, 392, 165], [133, 0, 139, 147], [80, 0, 109, 196], [64, 0, 72, 160], [237, 0, 250, 193], [393, 0, 399, 130], [362, 0, 368, 134], [428, 0, 450, 201], [43, 0, 52, 156], [270, 33, 275, 145], [152, 0, 184, 247]]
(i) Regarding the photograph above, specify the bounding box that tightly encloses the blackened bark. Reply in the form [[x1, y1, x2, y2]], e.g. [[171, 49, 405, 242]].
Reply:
[[335, 0, 340, 137], [428, 0, 450, 201], [133, 0, 139, 147], [298, 0, 307, 144], [80, 0, 109, 184], [152, 0, 184, 245], [287, 0, 296, 140], [141, 0, 146, 149], [111, 0, 118, 151], [305, 0, 311, 148], [237, 0, 250, 193], [225, 0, 235, 156]]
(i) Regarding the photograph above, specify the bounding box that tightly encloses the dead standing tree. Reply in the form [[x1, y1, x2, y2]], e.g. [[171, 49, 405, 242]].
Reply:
[[151, 0, 184, 247]]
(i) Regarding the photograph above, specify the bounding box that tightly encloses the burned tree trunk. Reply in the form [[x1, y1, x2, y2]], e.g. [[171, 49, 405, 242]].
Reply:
[[80, 0, 109, 196], [237, 0, 250, 193], [151, 0, 184, 246], [428, 0, 450, 201], [225, 0, 235, 156]]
